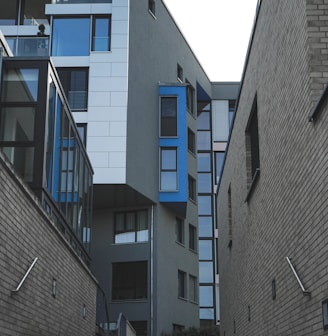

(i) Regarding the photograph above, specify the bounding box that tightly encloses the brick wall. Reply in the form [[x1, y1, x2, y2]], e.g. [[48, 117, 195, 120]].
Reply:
[[0, 151, 98, 336], [218, 0, 328, 335]]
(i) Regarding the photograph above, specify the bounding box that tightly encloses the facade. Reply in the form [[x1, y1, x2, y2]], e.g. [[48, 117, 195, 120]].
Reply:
[[0, 33, 99, 335], [218, 0, 328, 335], [0, 0, 239, 335]]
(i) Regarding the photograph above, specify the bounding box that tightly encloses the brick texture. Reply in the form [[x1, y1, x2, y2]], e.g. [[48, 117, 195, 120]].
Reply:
[[218, 0, 328, 335], [0, 151, 98, 336]]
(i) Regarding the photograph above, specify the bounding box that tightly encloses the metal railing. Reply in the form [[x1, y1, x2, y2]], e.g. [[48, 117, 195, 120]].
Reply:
[[11, 257, 38, 295]]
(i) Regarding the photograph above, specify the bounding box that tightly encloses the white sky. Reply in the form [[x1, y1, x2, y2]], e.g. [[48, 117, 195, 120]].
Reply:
[[163, 0, 259, 82]]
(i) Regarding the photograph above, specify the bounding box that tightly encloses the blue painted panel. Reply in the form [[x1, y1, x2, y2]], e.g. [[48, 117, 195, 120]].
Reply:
[[159, 85, 188, 204]]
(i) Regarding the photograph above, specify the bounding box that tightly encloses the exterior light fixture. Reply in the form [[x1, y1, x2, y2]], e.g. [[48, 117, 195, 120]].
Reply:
[[52, 278, 57, 298]]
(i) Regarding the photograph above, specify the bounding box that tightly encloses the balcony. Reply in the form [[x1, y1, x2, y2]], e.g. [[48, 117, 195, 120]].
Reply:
[[6, 37, 49, 57]]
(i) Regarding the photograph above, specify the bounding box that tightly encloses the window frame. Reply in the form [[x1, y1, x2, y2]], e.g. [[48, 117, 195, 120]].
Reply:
[[114, 209, 149, 244], [175, 217, 184, 245], [148, 0, 156, 16], [177, 64, 183, 82], [178, 270, 187, 299], [189, 275, 197, 303], [188, 128, 196, 154], [112, 261, 148, 301], [186, 80, 195, 115], [91, 15, 111, 52], [188, 175, 196, 201], [160, 96, 178, 137], [160, 147, 178, 191], [189, 224, 197, 251]]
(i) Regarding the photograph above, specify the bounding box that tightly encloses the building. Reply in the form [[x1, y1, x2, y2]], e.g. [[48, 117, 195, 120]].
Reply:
[[217, 0, 328, 335], [0, 32, 99, 335], [0, 1, 239, 334]]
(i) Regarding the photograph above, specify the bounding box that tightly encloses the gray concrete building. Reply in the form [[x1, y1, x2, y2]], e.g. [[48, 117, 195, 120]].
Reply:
[[218, 0, 328, 335]]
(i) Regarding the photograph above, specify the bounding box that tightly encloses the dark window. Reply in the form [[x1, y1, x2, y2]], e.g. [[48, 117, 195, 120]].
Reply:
[[114, 210, 148, 244], [0, 1, 17, 25], [186, 80, 195, 114], [177, 64, 183, 82], [92, 15, 111, 51], [57, 68, 88, 111], [323, 300, 328, 330], [189, 224, 196, 251], [189, 275, 197, 302], [228, 185, 232, 248], [176, 217, 184, 244], [178, 270, 186, 299], [149, 0, 156, 15], [272, 279, 276, 300], [173, 324, 185, 332], [76, 123, 87, 146], [112, 261, 147, 301], [188, 128, 195, 154], [229, 99, 236, 130], [188, 175, 196, 201], [160, 96, 177, 137], [160, 147, 177, 191], [246, 95, 260, 182], [130, 321, 147, 336], [215, 152, 225, 184]]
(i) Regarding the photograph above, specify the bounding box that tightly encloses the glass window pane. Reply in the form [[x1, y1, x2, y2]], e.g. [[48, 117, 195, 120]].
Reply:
[[161, 172, 177, 190], [199, 240, 213, 260], [198, 196, 212, 215], [92, 17, 111, 51], [198, 173, 212, 193], [0, 107, 35, 142], [197, 153, 211, 172], [2, 147, 34, 182], [197, 131, 211, 150], [199, 286, 213, 306], [200, 308, 214, 320], [198, 217, 212, 237], [199, 262, 213, 283], [161, 149, 176, 170], [197, 111, 210, 130], [161, 97, 177, 136], [0, 1, 17, 25], [2, 68, 38, 102], [137, 210, 148, 242], [52, 18, 90, 56], [215, 152, 225, 183]]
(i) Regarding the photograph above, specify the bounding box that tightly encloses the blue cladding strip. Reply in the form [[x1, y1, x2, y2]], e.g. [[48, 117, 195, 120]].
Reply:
[[159, 85, 188, 203]]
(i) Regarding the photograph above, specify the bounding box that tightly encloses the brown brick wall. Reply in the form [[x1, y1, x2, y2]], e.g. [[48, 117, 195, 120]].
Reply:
[[218, 0, 328, 335], [0, 151, 98, 336]]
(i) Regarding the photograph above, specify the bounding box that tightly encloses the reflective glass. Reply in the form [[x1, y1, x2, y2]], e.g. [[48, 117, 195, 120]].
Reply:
[[215, 152, 225, 183], [0, 107, 35, 141], [197, 111, 210, 130], [92, 17, 111, 51], [200, 286, 213, 306], [161, 172, 177, 190], [200, 308, 214, 320], [198, 173, 212, 193], [52, 18, 90, 56], [198, 196, 212, 215], [199, 240, 213, 260], [2, 68, 38, 102], [197, 153, 211, 172], [0, 1, 17, 25], [161, 149, 176, 169], [199, 262, 213, 283], [198, 216, 212, 237], [197, 131, 211, 150], [161, 97, 177, 136]]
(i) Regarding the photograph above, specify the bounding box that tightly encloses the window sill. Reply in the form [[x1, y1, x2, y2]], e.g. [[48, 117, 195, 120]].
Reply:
[[176, 241, 185, 248], [245, 168, 260, 202], [189, 247, 197, 254], [148, 9, 157, 20], [178, 296, 188, 302]]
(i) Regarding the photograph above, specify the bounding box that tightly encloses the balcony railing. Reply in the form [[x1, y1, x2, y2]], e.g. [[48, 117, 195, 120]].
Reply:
[[6, 37, 49, 57]]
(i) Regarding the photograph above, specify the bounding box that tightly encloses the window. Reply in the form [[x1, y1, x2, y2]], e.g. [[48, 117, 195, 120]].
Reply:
[[160, 148, 177, 191], [186, 80, 195, 114], [199, 240, 213, 260], [199, 261, 213, 283], [198, 216, 212, 238], [229, 100, 236, 130], [76, 123, 87, 146], [160, 96, 177, 137], [323, 300, 328, 330], [198, 153, 211, 172], [178, 270, 186, 299], [112, 261, 147, 301], [246, 95, 260, 185], [272, 279, 276, 300], [177, 64, 183, 82], [114, 210, 148, 244], [198, 173, 211, 193], [173, 324, 184, 333], [175, 217, 184, 244], [188, 128, 195, 154], [149, 0, 156, 15], [52, 18, 91, 56], [130, 321, 147, 336], [200, 285, 213, 306], [92, 16, 111, 51], [57, 68, 88, 111], [188, 175, 196, 201], [189, 275, 197, 302], [198, 195, 212, 215], [228, 185, 232, 248], [215, 152, 225, 184], [197, 131, 211, 150], [189, 224, 196, 251]]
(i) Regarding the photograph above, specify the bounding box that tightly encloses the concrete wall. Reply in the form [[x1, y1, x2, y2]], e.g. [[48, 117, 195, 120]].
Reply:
[[217, 0, 328, 335], [0, 151, 98, 336]]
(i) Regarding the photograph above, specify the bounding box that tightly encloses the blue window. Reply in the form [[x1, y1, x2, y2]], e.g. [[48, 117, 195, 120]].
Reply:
[[52, 18, 90, 56], [160, 148, 177, 191], [199, 285, 213, 306], [199, 261, 213, 283], [199, 240, 213, 260], [92, 16, 111, 51], [160, 97, 177, 137]]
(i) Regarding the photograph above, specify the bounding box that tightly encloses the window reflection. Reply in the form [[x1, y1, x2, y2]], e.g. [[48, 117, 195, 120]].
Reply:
[[199, 262, 213, 283], [199, 240, 213, 260]]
